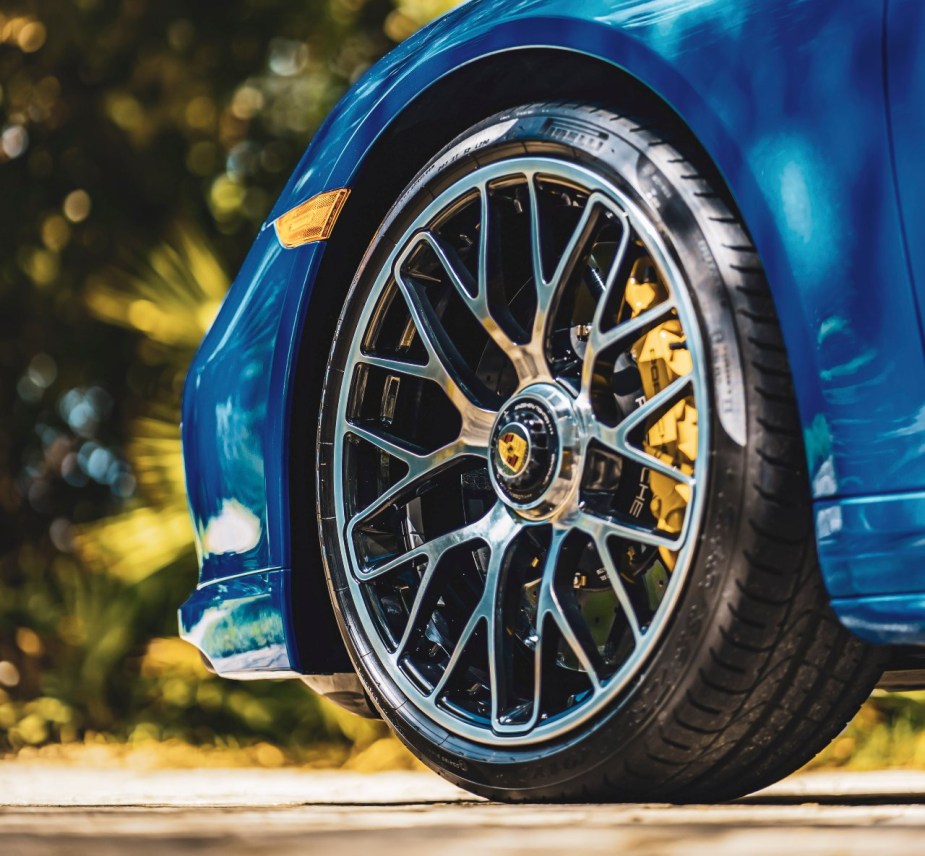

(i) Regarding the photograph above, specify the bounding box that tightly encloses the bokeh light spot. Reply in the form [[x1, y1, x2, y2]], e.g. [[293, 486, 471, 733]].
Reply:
[[41, 214, 71, 251], [29, 353, 57, 386], [267, 38, 308, 76], [185, 95, 216, 131], [230, 85, 264, 120], [63, 189, 92, 223], [16, 627, 43, 657], [20, 247, 59, 286], [209, 174, 246, 219], [2, 124, 29, 159], [17, 20, 46, 53], [106, 93, 144, 131], [0, 662, 21, 688]]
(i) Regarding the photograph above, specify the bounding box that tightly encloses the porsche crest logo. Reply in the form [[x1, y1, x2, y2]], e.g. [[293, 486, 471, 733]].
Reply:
[[496, 426, 529, 477]]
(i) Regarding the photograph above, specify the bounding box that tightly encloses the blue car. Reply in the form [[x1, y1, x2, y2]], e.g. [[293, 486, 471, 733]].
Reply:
[[179, 0, 925, 801]]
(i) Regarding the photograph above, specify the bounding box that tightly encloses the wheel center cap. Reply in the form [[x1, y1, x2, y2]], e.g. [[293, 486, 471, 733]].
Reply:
[[494, 422, 532, 478], [489, 384, 581, 519]]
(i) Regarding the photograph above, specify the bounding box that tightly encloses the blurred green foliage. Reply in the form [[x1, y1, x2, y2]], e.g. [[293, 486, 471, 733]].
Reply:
[[0, 0, 458, 762], [809, 691, 925, 772]]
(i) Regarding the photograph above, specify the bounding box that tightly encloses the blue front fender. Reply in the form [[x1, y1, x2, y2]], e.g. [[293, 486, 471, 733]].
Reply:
[[181, 0, 925, 673]]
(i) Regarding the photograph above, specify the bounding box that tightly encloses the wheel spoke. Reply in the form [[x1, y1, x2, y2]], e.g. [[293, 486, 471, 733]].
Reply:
[[507, 530, 566, 733], [429, 505, 519, 702], [356, 349, 495, 451], [524, 613, 547, 732], [393, 259, 497, 428], [574, 506, 682, 553], [390, 504, 502, 654], [345, 422, 423, 470], [419, 204, 546, 384], [357, 351, 441, 384], [548, 598, 601, 690], [420, 230, 520, 355], [358, 500, 498, 582], [487, 550, 512, 731], [550, 195, 617, 291], [592, 373, 695, 486], [536, 529, 602, 692], [589, 299, 674, 355], [532, 193, 630, 342], [429, 607, 482, 702], [344, 423, 486, 548], [464, 179, 551, 384], [581, 301, 675, 396], [590, 530, 643, 645], [526, 177, 545, 307]]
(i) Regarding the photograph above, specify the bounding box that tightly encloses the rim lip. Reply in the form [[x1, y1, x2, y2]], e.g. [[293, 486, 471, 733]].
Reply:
[[330, 155, 710, 747]]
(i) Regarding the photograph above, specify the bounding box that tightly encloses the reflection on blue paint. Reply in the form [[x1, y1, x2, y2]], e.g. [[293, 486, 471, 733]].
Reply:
[[818, 491, 925, 599], [201, 499, 262, 557], [834, 592, 925, 646], [179, 569, 299, 677]]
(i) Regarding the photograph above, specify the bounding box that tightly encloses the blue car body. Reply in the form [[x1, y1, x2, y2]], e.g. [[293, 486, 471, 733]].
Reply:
[[179, 0, 925, 678]]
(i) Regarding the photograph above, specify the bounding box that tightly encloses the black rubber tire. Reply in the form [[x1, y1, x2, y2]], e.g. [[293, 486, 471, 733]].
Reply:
[[316, 102, 886, 802]]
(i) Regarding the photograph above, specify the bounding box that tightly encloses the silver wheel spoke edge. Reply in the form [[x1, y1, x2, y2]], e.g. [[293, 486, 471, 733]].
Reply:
[[593, 372, 695, 487], [429, 505, 520, 702]]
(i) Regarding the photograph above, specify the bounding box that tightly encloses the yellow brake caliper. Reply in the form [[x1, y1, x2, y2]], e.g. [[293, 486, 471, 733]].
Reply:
[[625, 257, 698, 571]]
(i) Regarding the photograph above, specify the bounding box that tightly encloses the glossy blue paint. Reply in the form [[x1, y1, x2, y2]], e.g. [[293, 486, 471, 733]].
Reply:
[[180, 0, 925, 669], [887, 0, 925, 346], [816, 492, 925, 598], [181, 226, 323, 582], [178, 569, 300, 677], [831, 593, 925, 646]]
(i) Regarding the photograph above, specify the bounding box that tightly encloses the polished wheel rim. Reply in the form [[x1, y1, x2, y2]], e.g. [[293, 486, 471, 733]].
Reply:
[[332, 157, 709, 745]]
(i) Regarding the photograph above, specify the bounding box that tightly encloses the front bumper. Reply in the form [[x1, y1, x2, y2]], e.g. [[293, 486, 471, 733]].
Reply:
[[179, 568, 299, 678]]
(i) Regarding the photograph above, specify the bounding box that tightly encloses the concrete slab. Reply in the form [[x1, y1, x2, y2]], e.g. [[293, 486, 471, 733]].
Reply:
[[2, 766, 924, 855]]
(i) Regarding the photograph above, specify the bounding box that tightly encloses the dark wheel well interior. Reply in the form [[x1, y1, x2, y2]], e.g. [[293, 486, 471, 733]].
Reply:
[[287, 47, 733, 674]]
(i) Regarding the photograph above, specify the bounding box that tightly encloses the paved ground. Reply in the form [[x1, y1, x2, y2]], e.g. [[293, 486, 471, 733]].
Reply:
[[3, 766, 925, 855]]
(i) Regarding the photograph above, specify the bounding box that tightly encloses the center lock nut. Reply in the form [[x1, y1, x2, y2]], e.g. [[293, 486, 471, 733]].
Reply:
[[491, 401, 559, 504], [488, 384, 583, 520]]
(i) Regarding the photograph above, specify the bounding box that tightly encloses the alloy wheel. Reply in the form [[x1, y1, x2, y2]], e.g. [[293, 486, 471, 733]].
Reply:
[[331, 156, 709, 745]]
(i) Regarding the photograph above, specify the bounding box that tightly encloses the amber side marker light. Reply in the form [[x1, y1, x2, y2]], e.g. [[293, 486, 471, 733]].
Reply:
[[273, 188, 350, 248]]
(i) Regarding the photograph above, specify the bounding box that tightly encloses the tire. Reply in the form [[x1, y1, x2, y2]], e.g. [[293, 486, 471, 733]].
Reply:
[[316, 102, 885, 802]]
